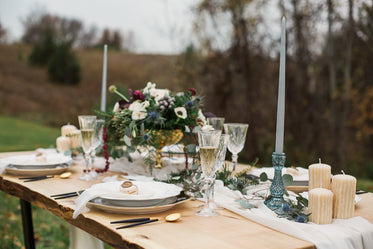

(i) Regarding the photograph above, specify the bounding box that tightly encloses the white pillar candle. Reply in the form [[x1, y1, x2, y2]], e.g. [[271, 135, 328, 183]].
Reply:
[[56, 136, 71, 153], [308, 163, 331, 190], [332, 174, 356, 219], [68, 130, 82, 149], [61, 124, 77, 137], [308, 188, 333, 224]]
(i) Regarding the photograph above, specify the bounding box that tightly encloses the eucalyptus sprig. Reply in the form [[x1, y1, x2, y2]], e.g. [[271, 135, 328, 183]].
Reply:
[[276, 195, 310, 223]]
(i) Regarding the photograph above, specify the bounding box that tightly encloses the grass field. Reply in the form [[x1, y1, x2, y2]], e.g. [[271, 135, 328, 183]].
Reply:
[[0, 115, 372, 248]]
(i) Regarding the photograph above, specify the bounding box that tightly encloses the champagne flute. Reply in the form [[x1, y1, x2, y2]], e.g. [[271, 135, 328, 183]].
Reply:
[[207, 117, 225, 131], [224, 123, 249, 171], [91, 119, 105, 166], [78, 115, 96, 180], [196, 130, 221, 217], [209, 134, 229, 210]]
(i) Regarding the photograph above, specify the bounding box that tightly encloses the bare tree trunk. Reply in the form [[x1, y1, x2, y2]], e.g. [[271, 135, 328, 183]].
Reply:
[[341, 0, 354, 169], [327, 0, 337, 162]]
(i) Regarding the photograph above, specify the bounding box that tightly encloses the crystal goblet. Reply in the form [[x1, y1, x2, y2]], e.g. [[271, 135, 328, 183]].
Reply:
[[91, 119, 105, 166], [78, 115, 96, 181], [224, 123, 249, 171], [207, 117, 225, 131], [196, 130, 221, 217], [210, 134, 229, 210]]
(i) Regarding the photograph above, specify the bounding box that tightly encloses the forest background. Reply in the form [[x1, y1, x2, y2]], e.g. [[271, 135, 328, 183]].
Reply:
[[1, 0, 373, 181]]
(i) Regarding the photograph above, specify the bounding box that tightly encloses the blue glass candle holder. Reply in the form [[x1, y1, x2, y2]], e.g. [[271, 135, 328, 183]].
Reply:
[[264, 152, 287, 212]]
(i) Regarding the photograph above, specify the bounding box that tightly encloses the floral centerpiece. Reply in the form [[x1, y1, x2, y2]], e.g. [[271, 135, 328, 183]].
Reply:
[[100, 82, 206, 170]]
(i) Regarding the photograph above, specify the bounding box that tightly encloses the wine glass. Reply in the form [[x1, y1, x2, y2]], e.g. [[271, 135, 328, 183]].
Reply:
[[78, 115, 96, 180], [209, 134, 229, 210], [196, 129, 221, 217], [91, 119, 105, 166], [224, 123, 249, 171], [207, 117, 225, 131]]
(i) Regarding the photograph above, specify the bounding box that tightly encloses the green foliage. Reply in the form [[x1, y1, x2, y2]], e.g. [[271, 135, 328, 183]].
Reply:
[[47, 42, 81, 85], [28, 27, 55, 66], [275, 195, 310, 223]]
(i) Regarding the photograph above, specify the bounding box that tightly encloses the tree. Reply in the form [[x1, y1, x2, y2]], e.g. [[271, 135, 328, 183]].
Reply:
[[47, 42, 80, 85], [0, 23, 7, 43]]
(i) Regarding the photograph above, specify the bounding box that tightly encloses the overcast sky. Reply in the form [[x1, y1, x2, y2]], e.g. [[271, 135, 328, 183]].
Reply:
[[0, 0, 199, 54]]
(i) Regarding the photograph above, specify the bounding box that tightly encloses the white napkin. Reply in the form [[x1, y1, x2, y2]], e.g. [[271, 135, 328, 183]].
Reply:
[[0, 161, 7, 174], [213, 180, 373, 249], [73, 181, 182, 218], [250, 167, 309, 181]]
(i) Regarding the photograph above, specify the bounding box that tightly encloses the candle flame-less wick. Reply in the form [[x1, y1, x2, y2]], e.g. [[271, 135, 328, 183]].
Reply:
[[319, 158, 321, 164], [341, 170, 345, 175]]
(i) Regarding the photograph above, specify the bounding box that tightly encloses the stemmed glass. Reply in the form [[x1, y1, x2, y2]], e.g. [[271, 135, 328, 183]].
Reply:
[[209, 134, 229, 210], [224, 123, 249, 171], [78, 115, 97, 181], [207, 117, 225, 131], [196, 130, 221, 217], [91, 119, 105, 166]]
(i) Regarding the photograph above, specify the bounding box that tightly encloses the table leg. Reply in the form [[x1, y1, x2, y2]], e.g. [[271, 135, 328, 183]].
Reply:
[[20, 199, 36, 249]]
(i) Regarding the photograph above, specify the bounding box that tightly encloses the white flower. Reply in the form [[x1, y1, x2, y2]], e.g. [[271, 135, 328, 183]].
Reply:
[[129, 101, 143, 112], [176, 92, 184, 97], [174, 107, 187, 119], [201, 125, 214, 131], [143, 82, 156, 94], [142, 100, 150, 109], [113, 102, 120, 113], [132, 110, 147, 120], [150, 89, 170, 104], [198, 110, 207, 125]]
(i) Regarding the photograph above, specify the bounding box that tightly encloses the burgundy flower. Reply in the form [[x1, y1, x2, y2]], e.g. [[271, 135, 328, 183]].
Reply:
[[188, 88, 196, 96], [119, 99, 130, 109], [133, 90, 145, 101]]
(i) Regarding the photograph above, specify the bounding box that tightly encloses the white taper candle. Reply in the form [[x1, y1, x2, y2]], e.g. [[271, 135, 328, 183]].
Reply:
[[100, 44, 108, 112], [275, 17, 286, 154]]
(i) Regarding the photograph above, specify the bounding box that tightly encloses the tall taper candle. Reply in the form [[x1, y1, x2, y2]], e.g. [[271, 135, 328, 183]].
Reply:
[[275, 17, 286, 154], [100, 44, 108, 112]]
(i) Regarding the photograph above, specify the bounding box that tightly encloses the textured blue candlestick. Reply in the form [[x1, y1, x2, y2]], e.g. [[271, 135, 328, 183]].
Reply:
[[264, 152, 287, 212]]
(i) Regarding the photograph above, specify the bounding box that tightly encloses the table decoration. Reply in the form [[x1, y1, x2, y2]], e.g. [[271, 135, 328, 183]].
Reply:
[[56, 135, 71, 153], [68, 130, 82, 149], [308, 160, 331, 190], [61, 123, 78, 137], [78, 115, 97, 180], [264, 16, 287, 212], [99, 82, 205, 171], [332, 174, 356, 219], [308, 188, 333, 224], [73, 180, 183, 217], [223, 123, 249, 171], [195, 129, 221, 217], [213, 180, 373, 249]]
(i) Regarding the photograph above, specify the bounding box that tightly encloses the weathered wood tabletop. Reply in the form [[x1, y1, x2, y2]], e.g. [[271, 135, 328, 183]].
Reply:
[[1, 151, 372, 249]]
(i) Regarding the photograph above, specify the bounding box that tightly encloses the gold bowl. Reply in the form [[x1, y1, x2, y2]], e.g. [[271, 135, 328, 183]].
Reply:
[[148, 129, 183, 168]]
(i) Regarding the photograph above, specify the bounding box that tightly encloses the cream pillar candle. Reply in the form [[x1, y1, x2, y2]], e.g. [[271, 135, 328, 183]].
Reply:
[[68, 130, 82, 149], [61, 124, 77, 136], [332, 174, 356, 219], [308, 162, 331, 190], [308, 188, 333, 224], [56, 136, 71, 153]]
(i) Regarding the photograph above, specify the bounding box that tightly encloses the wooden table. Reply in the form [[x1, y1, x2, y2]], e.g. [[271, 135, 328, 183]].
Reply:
[[1, 151, 373, 249]]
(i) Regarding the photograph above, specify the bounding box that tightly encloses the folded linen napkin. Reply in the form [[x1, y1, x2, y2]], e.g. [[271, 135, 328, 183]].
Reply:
[[73, 180, 182, 218], [213, 180, 373, 249]]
